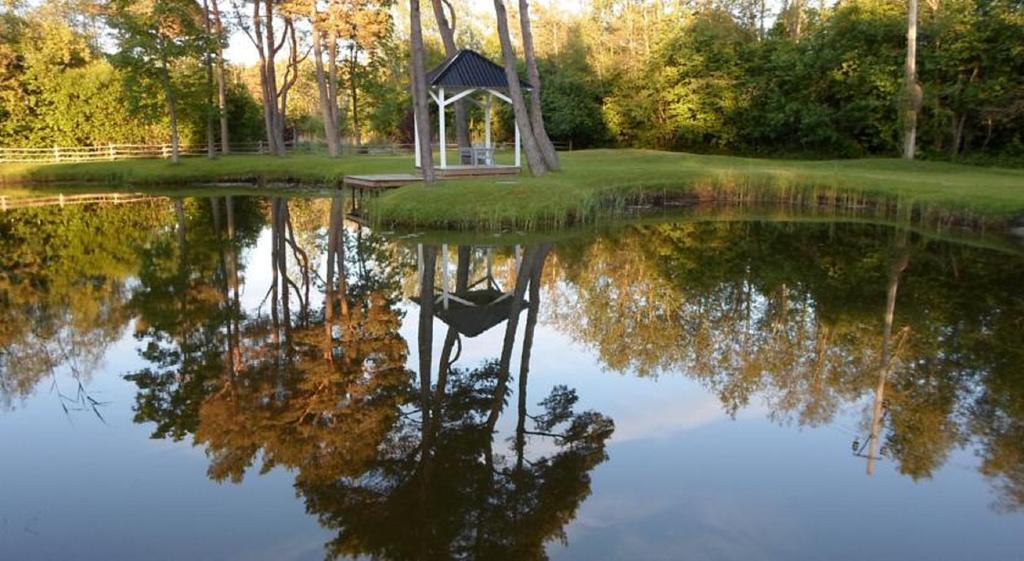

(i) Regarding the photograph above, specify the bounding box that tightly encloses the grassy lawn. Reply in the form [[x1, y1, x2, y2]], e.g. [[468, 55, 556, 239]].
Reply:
[[3, 149, 1024, 230], [0, 153, 413, 185], [369, 150, 1024, 229]]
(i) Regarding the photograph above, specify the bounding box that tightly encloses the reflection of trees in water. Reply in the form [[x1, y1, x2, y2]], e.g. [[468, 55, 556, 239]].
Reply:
[[7, 197, 1022, 530], [124, 199, 614, 558], [548, 221, 1024, 510], [0, 200, 173, 413], [299, 243, 612, 560]]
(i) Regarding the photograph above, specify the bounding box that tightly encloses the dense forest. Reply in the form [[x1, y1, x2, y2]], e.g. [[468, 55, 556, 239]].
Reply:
[[1, 0, 1022, 160]]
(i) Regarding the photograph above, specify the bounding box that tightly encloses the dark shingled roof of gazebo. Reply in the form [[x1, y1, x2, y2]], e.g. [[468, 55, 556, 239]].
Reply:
[[412, 288, 528, 338], [426, 49, 531, 90]]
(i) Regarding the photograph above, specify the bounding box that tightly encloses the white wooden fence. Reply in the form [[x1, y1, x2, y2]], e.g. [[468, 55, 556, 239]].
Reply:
[[0, 142, 294, 164], [0, 139, 574, 164]]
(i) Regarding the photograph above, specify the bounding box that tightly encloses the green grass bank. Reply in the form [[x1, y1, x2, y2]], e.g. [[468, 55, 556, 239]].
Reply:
[[0, 153, 409, 186], [367, 150, 1024, 230], [3, 149, 1024, 230]]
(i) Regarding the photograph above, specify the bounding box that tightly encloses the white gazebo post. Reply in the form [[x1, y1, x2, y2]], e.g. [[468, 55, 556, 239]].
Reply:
[[438, 87, 447, 169], [485, 94, 492, 150]]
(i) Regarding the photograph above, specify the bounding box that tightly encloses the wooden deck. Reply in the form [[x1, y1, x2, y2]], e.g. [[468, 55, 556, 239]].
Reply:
[[437, 165, 521, 179], [343, 165, 522, 190], [343, 174, 423, 189]]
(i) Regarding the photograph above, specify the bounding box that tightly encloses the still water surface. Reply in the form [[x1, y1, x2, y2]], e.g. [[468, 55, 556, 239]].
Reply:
[[1, 194, 1023, 561]]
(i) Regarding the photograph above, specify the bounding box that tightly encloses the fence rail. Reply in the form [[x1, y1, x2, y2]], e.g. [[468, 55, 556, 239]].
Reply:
[[0, 192, 165, 211], [0, 142, 296, 164], [0, 139, 574, 164]]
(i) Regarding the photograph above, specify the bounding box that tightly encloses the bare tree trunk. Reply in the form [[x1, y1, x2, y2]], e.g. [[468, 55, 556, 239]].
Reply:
[[430, 0, 470, 151], [349, 43, 361, 146], [867, 244, 909, 476], [275, 20, 303, 155], [203, 0, 217, 158], [903, 0, 920, 160], [160, 54, 181, 164], [210, 0, 229, 153], [492, 0, 547, 176], [410, 0, 436, 182], [950, 112, 966, 158], [311, 11, 341, 157], [245, 0, 284, 155], [517, 0, 559, 170], [327, 31, 340, 149], [263, 0, 283, 154]]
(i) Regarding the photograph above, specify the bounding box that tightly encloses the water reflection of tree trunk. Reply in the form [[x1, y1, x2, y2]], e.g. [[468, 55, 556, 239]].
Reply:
[[867, 238, 910, 476], [324, 196, 348, 362], [418, 245, 437, 433], [225, 196, 242, 374], [515, 244, 551, 472], [174, 199, 186, 258], [416, 245, 439, 555], [486, 246, 543, 435], [437, 246, 471, 400], [284, 206, 310, 326]]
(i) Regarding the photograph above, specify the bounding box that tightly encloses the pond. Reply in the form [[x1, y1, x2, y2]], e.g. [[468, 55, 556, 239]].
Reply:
[[1, 193, 1023, 561]]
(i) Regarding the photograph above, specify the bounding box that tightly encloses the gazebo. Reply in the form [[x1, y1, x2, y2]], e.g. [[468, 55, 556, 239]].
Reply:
[[414, 244, 528, 338], [415, 50, 531, 172]]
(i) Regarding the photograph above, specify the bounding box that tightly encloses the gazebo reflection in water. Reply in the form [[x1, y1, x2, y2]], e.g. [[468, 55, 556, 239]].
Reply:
[[413, 244, 529, 339]]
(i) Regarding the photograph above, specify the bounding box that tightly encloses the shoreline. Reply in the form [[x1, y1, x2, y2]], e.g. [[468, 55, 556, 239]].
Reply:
[[4, 149, 1024, 233]]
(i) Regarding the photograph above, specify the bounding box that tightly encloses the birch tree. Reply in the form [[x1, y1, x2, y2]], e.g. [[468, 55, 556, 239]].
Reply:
[[903, 0, 920, 160]]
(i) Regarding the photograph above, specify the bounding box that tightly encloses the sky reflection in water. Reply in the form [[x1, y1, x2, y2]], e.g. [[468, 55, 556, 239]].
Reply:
[[1, 194, 1023, 561]]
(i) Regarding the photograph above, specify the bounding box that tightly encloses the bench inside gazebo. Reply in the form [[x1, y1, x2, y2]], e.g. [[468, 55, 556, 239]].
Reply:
[[415, 49, 527, 178]]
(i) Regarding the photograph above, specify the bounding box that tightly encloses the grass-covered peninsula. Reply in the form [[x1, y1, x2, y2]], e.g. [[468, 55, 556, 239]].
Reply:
[[4, 150, 1024, 230]]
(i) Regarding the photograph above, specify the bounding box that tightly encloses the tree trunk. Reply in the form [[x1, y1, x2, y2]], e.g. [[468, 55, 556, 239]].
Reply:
[[950, 112, 966, 158], [492, 0, 547, 175], [430, 0, 470, 151], [160, 56, 181, 164], [202, 0, 216, 158], [312, 14, 341, 157], [517, 0, 559, 170], [327, 30, 340, 148], [249, 0, 283, 156], [903, 0, 919, 160], [410, 0, 436, 182], [275, 20, 301, 156], [349, 44, 361, 146], [210, 0, 229, 153]]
